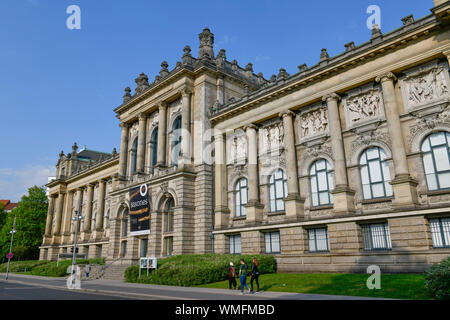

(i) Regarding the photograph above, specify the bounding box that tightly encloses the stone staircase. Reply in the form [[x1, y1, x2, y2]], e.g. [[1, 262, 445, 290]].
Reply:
[[81, 258, 132, 281]]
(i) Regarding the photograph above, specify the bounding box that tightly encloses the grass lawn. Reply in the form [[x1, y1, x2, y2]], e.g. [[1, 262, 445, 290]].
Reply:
[[198, 273, 431, 300]]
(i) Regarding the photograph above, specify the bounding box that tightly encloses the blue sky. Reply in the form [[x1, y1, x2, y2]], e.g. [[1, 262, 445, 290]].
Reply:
[[0, 0, 431, 201]]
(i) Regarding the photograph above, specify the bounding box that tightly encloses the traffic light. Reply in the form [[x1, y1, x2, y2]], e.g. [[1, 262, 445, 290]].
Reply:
[[70, 247, 79, 254]]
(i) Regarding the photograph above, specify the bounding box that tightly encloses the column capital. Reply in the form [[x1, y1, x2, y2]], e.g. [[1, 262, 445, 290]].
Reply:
[[322, 93, 341, 103], [76, 187, 84, 192], [88, 182, 95, 188], [98, 178, 108, 184], [243, 123, 258, 131], [279, 110, 296, 119], [180, 87, 192, 97], [157, 101, 168, 110], [375, 72, 397, 84], [119, 122, 130, 129], [138, 113, 148, 121]]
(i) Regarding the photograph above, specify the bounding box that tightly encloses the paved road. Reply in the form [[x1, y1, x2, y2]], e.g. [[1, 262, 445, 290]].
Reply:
[[0, 280, 131, 300], [0, 273, 386, 300]]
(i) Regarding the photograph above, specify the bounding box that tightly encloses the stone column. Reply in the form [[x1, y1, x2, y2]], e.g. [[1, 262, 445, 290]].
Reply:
[[95, 179, 107, 232], [73, 188, 83, 236], [62, 190, 75, 243], [280, 111, 304, 218], [156, 101, 167, 167], [180, 88, 192, 168], [84, 183, 94, 233], [44, 195, 56, 236], [136, 113, 147, 174], [376, 72, 418, 206], [214, 132, 230, 228], [323, 93, 355, 213], [244, 124, 264, 223], [53, 192, 65, 235], [118, 123, 129, 179], [443, 50, 450, 70]]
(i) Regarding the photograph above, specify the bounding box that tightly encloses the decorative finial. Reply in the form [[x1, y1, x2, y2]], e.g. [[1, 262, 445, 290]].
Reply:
[[123, 87, 132, 103], [72, 142, 78, 155], [277, 68, 289, 80], [401, 14, 414, 26], [371, 24, 382, 39], [135, 73, 149, 95], [160, 61, 169, 77], [59, 150, 65, 158], [231, 60, 238, 72], [257, 72, 265, 85], [198, 27, 214, 59], [112, 148, 117, 156], [270, 74, 277, 83], [319, 48, 329, 62], [182, 45, 193, 65], [344, 42, 355, 52], [298, 64, 307, 72]]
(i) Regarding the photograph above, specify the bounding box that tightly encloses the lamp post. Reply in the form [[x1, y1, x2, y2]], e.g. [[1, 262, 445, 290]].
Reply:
[[5, 214, 17, 280], [71, 211, 83, 285]]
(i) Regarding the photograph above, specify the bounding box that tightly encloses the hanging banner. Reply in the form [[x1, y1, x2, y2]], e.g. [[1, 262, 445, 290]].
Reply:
[[129, 184, 150, 236]]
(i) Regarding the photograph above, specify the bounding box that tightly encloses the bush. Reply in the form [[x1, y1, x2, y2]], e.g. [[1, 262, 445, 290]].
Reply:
[[125, 254, 276, 287], [425, 256, 450, 300], [0, 257, 105, 277]]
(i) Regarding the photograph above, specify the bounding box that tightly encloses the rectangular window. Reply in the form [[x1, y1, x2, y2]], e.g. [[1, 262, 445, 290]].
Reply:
[[229, 235, 242, 254], [120, 241, 127, 257], [96, 245, 102, 258], [430, 218, 450, 248], [308, 228, 329, 252], [362, 223, 392, 251], [141, 239, 148, 257], [164, 237, 173, 256], [265, 231, 281, 254]]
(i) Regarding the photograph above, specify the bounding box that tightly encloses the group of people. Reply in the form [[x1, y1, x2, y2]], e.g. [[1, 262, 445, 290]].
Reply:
[[228, 257, 260, 294]]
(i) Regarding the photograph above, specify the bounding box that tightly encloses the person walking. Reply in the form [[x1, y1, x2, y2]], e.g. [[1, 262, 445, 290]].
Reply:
[[250, 257, 260, 293], [228, 262, 237, 290], [85, 263, 91, 279], [238, 259, 250, 294]]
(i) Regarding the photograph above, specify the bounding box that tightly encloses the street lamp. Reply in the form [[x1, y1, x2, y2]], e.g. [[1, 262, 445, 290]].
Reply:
[[71, 211, 83, 285], [5, 214, 17, 280]]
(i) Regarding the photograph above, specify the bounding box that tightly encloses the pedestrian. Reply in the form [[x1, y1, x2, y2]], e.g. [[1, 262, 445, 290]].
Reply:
[[228, 262, 237, 290], [250, 257, 260, 293], [238, 259, 250, 294], [85, 263, 91, 279]]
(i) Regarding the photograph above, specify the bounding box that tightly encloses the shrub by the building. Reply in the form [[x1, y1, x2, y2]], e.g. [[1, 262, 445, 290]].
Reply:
[[125, 254, 276, 287], [425, 256, 450, 300]]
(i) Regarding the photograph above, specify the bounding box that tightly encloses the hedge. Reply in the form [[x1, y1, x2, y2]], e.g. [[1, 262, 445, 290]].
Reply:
[[425, 256, 450, 300], [125, 254, 276, 287], [0, 258, 105, 277]]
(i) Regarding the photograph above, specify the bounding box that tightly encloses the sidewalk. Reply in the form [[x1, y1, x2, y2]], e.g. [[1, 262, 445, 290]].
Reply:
[[0, 273, 388, 300]]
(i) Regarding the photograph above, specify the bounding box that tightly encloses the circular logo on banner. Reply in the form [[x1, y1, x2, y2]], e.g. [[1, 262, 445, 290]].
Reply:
[[6, 252, 13, 259], [140, 184, 148, 197]]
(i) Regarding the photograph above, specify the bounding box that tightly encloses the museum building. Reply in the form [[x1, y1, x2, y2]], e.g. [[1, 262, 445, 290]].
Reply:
[[40, 0, 450, 273]]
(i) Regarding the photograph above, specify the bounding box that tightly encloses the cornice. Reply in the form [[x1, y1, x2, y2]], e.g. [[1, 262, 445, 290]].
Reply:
[[65, 156, 119, 183]]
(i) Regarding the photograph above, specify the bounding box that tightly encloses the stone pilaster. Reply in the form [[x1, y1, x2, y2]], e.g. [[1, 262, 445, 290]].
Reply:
[[136, 113, 147, 174], [149, 211, 162, 257], [43, 195, 56, 245], [62, 190, 75, 244], [83, 183, 94, 234], [118, 123, 129, 180], [52, 192, 65, 240], [156, 101, 168, 167], [244, 124, 264, 223], [180, 88, 192, 168], [323, 93, 355, 213], [376, 72, 418, 207], [280, 111, 304, 219], [214, 132, 230, 228]]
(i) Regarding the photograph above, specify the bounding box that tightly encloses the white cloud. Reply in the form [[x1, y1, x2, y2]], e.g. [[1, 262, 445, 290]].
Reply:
[[0, 165, 55, 202]]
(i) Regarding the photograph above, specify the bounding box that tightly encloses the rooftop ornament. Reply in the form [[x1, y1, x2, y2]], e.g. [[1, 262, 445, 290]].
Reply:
[[135, 72, 150, 95], [344, 41, 355, 52], [123, 87, 132, 103], [198, 27, 215, 59], [319, 48, 330, 63], [401, 14, 415, 25], [182, 45, 194, 65], [298, 63, 308, 72], [160, 61, 169, 77]]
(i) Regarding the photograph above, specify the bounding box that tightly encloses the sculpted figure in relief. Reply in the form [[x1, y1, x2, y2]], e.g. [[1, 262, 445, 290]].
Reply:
[[407, 67, 448, 106], [346, 91, 381, 123], [300, 108, 328, 137]]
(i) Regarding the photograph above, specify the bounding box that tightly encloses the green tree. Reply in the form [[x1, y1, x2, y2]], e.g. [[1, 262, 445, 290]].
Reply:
[[0, 202, 5, 229], [0, 186, 48, 262]]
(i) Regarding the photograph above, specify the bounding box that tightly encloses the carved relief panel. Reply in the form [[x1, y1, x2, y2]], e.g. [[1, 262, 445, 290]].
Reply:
[[298, 105, 329, 141], [227, 131, 247, 164], [259, 120, 284, 154], [343, 87, 385, 128], [400, 60, 450, 112]]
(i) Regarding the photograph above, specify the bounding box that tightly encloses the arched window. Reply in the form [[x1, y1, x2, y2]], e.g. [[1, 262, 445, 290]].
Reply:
[[359, 147, 393, 200], [421, 131, 450, 191], [164, 198, 174, 233], [130, 138, 138, 175], [235, 178, 248, 217], [150, 127, 158, 173], [269, 169, 288, 212], [310, 159, 334, 207], [121, 209, 128, 237], [171, 116, 182, 165]]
